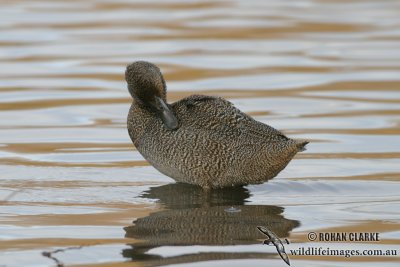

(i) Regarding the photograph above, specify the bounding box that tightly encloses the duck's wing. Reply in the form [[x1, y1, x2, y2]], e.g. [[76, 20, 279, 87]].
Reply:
[[173, 95, 289, 143]]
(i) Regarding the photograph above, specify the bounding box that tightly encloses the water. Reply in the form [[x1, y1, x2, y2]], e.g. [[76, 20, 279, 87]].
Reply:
[[0, 0, 399, 266]]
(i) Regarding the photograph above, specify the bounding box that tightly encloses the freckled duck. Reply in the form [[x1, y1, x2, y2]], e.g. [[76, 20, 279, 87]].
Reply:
[[126, 61, 308, 189]]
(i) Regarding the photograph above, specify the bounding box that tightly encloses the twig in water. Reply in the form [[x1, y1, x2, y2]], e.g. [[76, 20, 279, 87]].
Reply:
[[0, 189, 23, 203], [42, 246, 83, 267]]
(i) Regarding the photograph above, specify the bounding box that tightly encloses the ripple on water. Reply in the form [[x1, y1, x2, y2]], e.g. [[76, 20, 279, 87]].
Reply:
[[0, 0, 400, 266]]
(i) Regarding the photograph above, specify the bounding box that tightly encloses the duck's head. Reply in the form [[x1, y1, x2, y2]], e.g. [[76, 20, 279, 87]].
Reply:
[[125, 61, 178, 130]]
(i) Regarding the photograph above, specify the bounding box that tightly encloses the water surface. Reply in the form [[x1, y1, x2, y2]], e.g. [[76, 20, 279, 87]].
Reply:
[[0, 0, 399, 266]]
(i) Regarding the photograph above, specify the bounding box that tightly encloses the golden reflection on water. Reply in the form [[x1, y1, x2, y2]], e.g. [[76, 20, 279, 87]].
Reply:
[[0, 0, 399, 266]]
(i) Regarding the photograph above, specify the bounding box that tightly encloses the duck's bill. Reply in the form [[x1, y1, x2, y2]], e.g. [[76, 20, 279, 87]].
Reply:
[[155, 97, 179, 130]]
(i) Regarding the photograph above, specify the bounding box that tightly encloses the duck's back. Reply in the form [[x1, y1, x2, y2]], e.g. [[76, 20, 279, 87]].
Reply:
[[128, 95, 306, 188]]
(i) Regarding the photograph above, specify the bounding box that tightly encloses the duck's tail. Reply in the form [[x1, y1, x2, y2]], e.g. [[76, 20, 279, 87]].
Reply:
[[295, 139, 309, 152]]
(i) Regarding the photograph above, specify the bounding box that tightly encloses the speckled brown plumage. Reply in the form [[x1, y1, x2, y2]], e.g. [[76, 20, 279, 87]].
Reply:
[[126, 61, 308, 189]]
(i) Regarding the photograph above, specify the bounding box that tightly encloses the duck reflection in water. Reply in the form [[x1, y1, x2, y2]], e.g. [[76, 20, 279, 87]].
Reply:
[[123, 183, 300, 265]]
